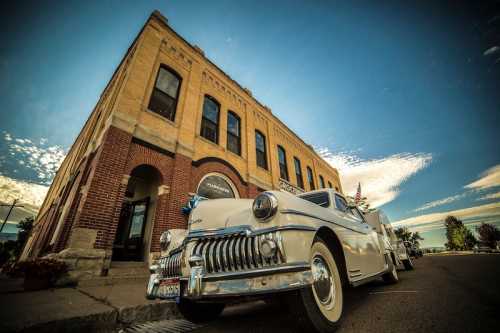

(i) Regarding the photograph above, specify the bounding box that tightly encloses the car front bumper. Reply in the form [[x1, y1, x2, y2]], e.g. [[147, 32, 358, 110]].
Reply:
[[146, 262, 313, 300]]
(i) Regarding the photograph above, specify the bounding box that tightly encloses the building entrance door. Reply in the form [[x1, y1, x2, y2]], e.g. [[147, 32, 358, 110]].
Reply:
[[112, 198, 149, 261]]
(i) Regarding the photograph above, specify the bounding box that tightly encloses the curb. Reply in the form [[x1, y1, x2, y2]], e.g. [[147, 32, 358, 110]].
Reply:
[[7, 300, 180, 333]]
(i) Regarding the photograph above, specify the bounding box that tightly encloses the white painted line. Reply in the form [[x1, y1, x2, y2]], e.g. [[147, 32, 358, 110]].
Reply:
[[369, 290, 419, 295]]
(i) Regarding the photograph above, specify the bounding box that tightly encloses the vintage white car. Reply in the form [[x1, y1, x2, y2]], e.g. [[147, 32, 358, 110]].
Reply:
[[146, 189, 400, 332], [364, 210, 414, 271]]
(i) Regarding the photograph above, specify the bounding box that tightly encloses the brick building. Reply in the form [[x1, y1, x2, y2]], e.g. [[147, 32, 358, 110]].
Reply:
[[21, 11, 343, 276]]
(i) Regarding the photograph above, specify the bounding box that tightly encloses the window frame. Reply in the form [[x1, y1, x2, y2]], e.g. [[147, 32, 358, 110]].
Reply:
[[277, 145, 289, 181], [200, 95, 220, 144], [255, 130, 268, 170], [293, 157, 304, 189], [148, 65, 182, 122], [226, 111, 241, 155], [307, 166, 315, 190]]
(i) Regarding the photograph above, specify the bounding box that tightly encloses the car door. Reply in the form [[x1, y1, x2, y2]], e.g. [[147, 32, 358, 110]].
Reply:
[[333, 195, 385, 278]]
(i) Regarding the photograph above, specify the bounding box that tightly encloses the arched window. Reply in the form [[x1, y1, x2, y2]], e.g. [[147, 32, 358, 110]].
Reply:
[[277, 145, 289, 181], [319, 175, 325, 188], [328, 181, 333, 189], [307, 166, 315, 190], [227, 111, 241, 155], [255, 130, 267, 170], [200, 95, 220, 143], [148, 65, 181, 121], [294, 157, 304, 189]]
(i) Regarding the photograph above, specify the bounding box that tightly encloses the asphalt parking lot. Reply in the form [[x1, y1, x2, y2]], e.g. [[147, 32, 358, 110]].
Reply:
[[129, 254, 500, 333]]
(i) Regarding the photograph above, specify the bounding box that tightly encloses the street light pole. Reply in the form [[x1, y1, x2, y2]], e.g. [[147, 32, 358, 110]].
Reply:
[[0, 199, 24, 233]]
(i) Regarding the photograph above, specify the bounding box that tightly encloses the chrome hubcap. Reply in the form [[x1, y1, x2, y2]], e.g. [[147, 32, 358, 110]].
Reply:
[[312, 255, 335, 307]]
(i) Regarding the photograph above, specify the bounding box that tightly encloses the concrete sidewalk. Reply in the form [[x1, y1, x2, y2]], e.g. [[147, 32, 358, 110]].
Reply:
[[0, 280, 180, 332]]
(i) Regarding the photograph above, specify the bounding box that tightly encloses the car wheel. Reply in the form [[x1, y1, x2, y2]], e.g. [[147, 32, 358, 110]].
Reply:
[[288, 239, 343, 333], [177, 298, 225, 323], [382, 254, 399, 284], [403, 250, 414, 270]]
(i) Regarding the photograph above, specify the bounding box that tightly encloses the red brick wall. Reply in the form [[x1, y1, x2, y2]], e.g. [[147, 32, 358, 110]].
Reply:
[[72, 126, 132, 250]]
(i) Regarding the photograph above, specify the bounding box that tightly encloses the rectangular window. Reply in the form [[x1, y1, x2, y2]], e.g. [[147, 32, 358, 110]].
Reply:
[[307, 167, 315, 190], [227, 112, 241, 155], [319, 175, 325, 188], [299, 191, 330, 208], [277, 146, 289, 181], [294, 157, 304, 189], [148, 66, 181, 121], [255, 131, 267, 170], [200, 96, 220, 144]]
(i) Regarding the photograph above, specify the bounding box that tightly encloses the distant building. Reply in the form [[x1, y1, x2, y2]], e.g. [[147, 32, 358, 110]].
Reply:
[[21, 11, 342, 276]]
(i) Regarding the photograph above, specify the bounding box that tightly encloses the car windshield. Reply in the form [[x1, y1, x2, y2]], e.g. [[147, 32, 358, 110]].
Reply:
[[299, 191, 330, 208]]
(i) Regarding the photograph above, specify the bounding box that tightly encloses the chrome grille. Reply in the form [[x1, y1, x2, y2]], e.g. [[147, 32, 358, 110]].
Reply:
[[160, 252, 182, 277], [191, 231, 284, 274]]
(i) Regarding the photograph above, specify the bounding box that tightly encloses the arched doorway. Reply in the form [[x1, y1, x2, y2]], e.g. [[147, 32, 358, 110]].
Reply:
[[196, 172, 240, 199], [113, 165, 161, 262]]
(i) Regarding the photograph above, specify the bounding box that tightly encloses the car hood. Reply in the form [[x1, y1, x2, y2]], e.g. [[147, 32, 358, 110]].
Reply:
[[188, 198, 256, 231]]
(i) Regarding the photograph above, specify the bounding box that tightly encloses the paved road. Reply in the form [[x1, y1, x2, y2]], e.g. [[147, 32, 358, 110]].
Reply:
[[130, 254, 500, 333]]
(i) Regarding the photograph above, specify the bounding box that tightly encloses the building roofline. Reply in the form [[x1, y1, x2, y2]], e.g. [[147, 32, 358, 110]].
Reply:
[[149, 10, 338, 175]]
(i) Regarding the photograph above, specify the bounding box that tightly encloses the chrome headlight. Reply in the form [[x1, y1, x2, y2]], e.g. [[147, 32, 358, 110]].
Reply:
[[252, 192, 278, 221], [159, 230, 172, 251]]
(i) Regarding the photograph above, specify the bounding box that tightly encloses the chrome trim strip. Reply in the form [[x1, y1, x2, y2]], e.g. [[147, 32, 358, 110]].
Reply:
[[221, 238, 230, 271], [186, 224, 317, 240], [280, 209, 367, 234], [202, 262, 311, 281], [215, 239, 223, 272], [228, 238, 236, 270]]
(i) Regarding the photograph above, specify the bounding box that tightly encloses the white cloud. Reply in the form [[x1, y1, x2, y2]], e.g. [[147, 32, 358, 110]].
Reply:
[[413, 193, 468, 212], [392, 202, 500, 233], [2, 132, 66, 184], [0, 175, 48, 215], [483, 46, 500, 56], [318, 149, 432, 207], [465, 164, 500, 190], [477, 191, 500, 201]]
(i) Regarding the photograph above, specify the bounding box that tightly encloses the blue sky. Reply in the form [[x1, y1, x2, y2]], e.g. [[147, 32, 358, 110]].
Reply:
[[0, 0, 499, 247]]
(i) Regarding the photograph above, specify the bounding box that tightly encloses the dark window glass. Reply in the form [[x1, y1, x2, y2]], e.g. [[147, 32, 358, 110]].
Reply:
[[300, 192, 330, 208], [307, 167, 315, 190], [277, 146, 289, 181], [148, 67, 181, 121], [294, 157, 304, 189], [334, 194, 349, 212], [335, 186, 339, 192], [328, 181, 332, 188], [200, 96, 220, 143], [255, 131, 267, 170], [319, 175, 325, 188], [227, 112, 241, 155]]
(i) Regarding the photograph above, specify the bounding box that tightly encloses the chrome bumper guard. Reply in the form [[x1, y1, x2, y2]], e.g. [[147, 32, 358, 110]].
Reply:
[[146, 262, 312, 300]]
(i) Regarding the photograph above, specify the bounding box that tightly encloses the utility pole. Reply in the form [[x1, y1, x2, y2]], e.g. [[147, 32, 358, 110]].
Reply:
[[0, 199, 25, 233]]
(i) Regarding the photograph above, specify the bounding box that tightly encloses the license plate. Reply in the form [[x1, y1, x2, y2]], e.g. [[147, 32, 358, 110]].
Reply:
[[158, 278, 180, 299]]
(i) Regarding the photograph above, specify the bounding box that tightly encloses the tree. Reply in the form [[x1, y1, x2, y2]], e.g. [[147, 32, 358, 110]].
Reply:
[[476, 223, 500, 248], [346, 195, 376, 213], [410, 231, 424, 247], [394, 227, 412, 242], [444, 215, 476, 250], [394, 227, 424, 247], [14, 216, 34, 257]]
